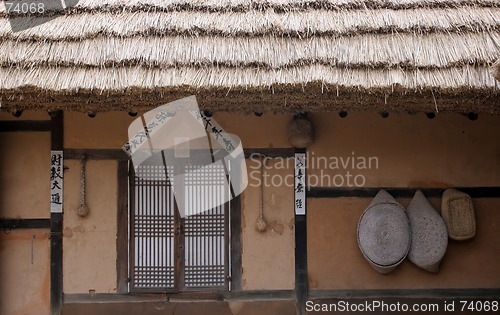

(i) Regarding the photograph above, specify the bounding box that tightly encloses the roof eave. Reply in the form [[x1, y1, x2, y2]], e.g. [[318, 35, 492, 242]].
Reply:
[[1, 85, 499, 114]]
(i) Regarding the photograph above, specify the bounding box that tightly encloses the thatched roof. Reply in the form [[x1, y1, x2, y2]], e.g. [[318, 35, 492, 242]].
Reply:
[[493, 59, 500, 82], [0, 0, 499, 113]]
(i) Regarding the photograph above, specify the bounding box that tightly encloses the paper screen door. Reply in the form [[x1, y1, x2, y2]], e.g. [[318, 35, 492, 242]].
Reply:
[[129, 163, 229, 292]]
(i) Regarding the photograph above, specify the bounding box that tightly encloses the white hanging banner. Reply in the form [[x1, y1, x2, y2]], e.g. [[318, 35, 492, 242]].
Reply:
[[294, 153, 306, 215], [50, 150, 64, 213], [189, 111, 241, 155], [122, 96, 248, 218]]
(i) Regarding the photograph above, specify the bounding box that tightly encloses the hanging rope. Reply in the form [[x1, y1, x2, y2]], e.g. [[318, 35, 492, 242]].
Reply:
[[255, 155, 267, 232], [76, 155, 89, 217]]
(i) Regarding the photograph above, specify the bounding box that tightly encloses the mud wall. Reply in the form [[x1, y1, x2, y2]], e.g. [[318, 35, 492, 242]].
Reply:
[[0, 112, 51, 315], [306, 112, 500, 289], [1, 110, 499, 314]]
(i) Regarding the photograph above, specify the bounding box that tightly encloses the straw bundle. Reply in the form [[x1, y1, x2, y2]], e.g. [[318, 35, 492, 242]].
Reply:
[[1, 0, 499, 14], [0, 0, 498, 113], [493, 59, 500, 82], [1, 8, 499, 40], [406, 190, 447, 273], [0, 65, 496, 92], [357, 190, 411, 274], [2, 33, 498, 69], [255, 156, 268, 233], [441, 189, 476, 240], [76, 155, 90, 217]]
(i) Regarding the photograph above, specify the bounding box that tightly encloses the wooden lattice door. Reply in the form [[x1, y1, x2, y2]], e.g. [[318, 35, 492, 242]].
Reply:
[[130, 163, 229, 292]]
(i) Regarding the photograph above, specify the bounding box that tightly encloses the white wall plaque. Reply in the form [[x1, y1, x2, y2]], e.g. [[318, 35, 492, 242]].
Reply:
[[50, 150, 63, 213], [294, 153, 306, 215]]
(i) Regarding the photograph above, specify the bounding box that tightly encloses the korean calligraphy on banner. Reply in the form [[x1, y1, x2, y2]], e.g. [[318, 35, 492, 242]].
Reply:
[[122, 109, 240, 158], [189, 111, 237, 154], [122, 96, 240, 160], [122, 110, 175, 156], [294, 153, 306, 215], [122, 96, 248, 218], [50, 150, 63, 213]]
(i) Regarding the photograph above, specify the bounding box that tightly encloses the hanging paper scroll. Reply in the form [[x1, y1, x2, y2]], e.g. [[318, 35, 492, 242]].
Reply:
[[50, 150, 63, 213], [189, 111, 238, 154], [122, 96, 248, 218], [294, 153, 306, 215]]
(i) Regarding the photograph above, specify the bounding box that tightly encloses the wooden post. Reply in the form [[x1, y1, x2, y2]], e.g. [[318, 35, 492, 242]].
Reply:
[[116, 160, 129, 293], [294, 148, 308, 315], [50, 111, 64, 315], [230, 195, 242, 291]]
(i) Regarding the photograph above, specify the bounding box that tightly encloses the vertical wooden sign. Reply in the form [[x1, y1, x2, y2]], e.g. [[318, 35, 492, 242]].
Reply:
[[294, 150, 308, 315], [294, 153, 306, 215], [50, 150, 63, 213]]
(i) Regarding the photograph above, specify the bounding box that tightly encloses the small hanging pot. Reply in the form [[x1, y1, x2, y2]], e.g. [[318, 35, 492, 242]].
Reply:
[[287, 113, 314, 148]]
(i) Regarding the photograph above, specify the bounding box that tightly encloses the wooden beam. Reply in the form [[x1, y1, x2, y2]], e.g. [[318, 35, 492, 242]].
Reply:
[[64, 149, 128, 161], [295, 215, 308, 315], [116, 160, 129, 293], [0, 218, 50, 230], [50, 110, 64, 315], [50, 214, 63, 315], [0, 120, 51, 132], [226, 290, 295, 301], [294, 148, 308, 315], [63, 288, 499, 304], [230, 195, 242, 291], [308, 187, 500, 199], [51, 113, 63, 149], [128, 165, 137, 293], [309, 288, 500, 299], [63, 147, 294, 161], [63, 290, 296, 304]]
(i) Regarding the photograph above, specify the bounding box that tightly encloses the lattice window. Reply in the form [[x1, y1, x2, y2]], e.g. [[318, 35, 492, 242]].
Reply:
[[184, 163, 227, 288], [129, 163, 229, 292]]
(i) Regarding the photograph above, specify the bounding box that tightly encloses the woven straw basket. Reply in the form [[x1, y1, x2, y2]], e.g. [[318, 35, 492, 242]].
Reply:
[[407, 190, 448, 273], [441, 189, 476, 240], [357, 190, 411, 274]]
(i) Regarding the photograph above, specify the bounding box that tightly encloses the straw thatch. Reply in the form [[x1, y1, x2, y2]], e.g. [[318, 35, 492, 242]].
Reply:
[[493, 59, 500, 82], [0, 0, 499, 113]]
